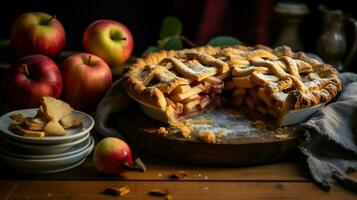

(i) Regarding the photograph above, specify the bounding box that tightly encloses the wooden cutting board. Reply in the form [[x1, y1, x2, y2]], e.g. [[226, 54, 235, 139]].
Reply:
[[114, 105, 300, 166]]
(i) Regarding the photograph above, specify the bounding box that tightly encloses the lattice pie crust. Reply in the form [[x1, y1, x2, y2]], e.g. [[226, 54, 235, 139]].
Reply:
[[123, 45, 342, 125]]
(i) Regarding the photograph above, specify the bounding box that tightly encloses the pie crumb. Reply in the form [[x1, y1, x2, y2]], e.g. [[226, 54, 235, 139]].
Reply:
[[158, 127, 169, 136], [179, 126, 192, 138], [216, 130, 225, 137], [197, 131, 216, 144]]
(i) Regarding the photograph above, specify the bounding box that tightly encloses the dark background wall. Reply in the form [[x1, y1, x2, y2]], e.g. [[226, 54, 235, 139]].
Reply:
[[0, 0, 356, 72]]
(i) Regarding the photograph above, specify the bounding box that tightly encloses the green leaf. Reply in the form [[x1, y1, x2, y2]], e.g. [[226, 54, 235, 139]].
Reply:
[[208, 36, 242, 47], [159, 16, 182, 39], [142, 46, 160, 56], [159, 36, 183, 50], [0, 39, 10, 49]]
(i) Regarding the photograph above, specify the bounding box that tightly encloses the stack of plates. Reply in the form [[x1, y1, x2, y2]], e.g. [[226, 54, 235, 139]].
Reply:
[[0, 108, 95, 174]]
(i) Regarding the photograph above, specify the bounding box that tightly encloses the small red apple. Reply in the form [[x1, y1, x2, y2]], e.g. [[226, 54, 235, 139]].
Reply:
[[93, 137, 133, 175], [82, 19, 134, 73], [2, 55, 63, 108], [60, 53, 112, 111], [10, 12, 66, 58]]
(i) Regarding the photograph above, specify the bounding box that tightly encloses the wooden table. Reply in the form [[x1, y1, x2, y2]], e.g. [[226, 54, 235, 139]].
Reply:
[[0, 59, 355, 199], [0, 151, 356, 199]]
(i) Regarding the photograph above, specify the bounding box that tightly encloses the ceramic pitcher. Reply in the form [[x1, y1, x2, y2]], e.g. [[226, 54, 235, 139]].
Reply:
[[317, 5, 357, 72]]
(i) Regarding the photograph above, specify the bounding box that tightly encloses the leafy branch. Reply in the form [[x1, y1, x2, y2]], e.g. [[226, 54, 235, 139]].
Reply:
[[143, 16, 242, 56]]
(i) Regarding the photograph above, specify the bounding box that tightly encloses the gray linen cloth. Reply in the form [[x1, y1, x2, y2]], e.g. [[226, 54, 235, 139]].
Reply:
[[299, 72, 357, 192], [94, 72, 357, 192]]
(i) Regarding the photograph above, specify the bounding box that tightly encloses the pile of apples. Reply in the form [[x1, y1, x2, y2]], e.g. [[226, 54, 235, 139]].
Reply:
[[2, 12, 137, 175], [2, 12, 134, 111]]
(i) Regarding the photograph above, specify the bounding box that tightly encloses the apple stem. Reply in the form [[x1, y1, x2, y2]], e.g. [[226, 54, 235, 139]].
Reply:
[[88, 55, 92, 65], [47, 15, 56, 23], [119, 37, 127, 41], [23, 64, 31, 78], [180, 35, 196, 47]]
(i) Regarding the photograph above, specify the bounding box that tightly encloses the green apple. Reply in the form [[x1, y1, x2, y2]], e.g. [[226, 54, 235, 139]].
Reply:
[[83, 19, 134, 74]]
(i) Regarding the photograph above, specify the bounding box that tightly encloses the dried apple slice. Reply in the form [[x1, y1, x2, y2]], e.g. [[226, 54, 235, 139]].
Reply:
[[183, 98, 201, 113], [199, 95, 211, 109], [44, 121, 66, 136], [170, 84, 205, 102], [9, 124, 45, 138], [41, 96, 73, 136], [182, 95, 200, 104], [22, 118, 46, 131], [42, 96, 73, 121], [60, 114, 84, 129], [9, 113, 25, 123]]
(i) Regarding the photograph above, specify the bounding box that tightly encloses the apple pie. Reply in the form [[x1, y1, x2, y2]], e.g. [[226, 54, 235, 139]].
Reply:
[[122, 45, 342, 126]]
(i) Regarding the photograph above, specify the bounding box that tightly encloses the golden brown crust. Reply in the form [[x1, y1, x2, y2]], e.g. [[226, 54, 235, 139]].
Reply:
[[122, 45, 342, 125]]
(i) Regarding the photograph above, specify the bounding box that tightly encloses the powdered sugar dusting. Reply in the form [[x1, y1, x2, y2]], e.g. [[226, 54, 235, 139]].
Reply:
[[169, 108, 289, 143]]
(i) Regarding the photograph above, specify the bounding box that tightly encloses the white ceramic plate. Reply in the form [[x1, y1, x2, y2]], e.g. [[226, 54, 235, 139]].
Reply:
[[0, 135, 91, 159], [128, 93, 169, 122], [0, 109, 94, 144], [0, 132, 90, 155], [279, 103, 326, 126], [0, 136, 94, 174]]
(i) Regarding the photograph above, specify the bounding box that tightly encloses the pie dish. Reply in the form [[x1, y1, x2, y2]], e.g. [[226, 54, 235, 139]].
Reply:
[[123, 45, 342, 126]]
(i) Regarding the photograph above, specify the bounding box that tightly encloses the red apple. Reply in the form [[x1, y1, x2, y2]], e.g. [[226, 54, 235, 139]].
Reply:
[[2, 55, 62, 108], [82, 19, 134, 73], [60, 53, 112, 111], [10, 12, 66, 58], [93, 137, 133, 175]]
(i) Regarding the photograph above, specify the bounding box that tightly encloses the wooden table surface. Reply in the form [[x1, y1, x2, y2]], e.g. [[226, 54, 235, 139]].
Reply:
[[0, 150, 356, 200], [0, 60, 356, 199]]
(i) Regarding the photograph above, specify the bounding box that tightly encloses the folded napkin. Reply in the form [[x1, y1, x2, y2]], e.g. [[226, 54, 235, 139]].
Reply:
[[94, 72, 357, 192]]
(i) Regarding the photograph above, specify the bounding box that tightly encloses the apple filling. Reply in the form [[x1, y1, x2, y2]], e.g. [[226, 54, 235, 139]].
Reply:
[[167, 81, 224, 119], [145, 74, 225, 121]]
